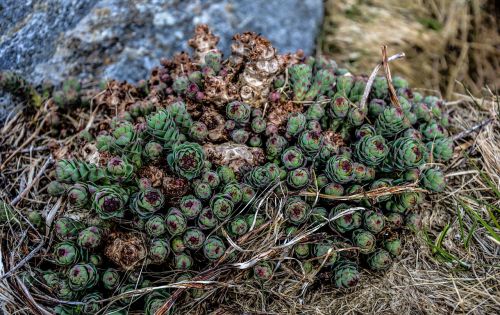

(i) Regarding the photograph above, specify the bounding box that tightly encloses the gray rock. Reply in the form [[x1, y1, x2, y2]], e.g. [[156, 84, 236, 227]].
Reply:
[[0, 0, 323, 84]]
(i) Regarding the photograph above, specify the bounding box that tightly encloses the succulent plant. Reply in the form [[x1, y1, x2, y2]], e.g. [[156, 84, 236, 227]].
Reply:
[[253, 261, 274, 281], [426, 137, 453, 162], [80, 292, 102, 314], [143, 142, 164, 161], [167, 101, 194, 131], [145, 291, 170, 315], [93, 186, 128, 219], [310, 206, 328, 223], [146, 109, 181, 149], [306, 102, 325, 121], [369, 178, 393, 203], [245, 213, 265, 229], [52, 241, 79, 266], [210, 194, 234, 220], [171, 236, 186, 254], [67, 263, 99, 291], [328, 95, 350, 118], [383, 238, 402, 257], [417, 118, 446, 139], [305, 69, 335, 101], [368, 98, 386, 119], [205, 50, 222, 73], [383, 137, 426, 172], [385, 192, 424, 213], [77, 226, 102, 249], [329, 203, 362, 233], [244, 165, 273, 189], [174, 252, 193, 270], [167, 142, 205, 180], [179, 195, 203, 219], [54, 279, 76, 300], [189, 121, 209, 142], [222, 183, 242, 204], [298, 130, 322, 157], [47, 181, 67, 196], [286, 112, 307, 137], [251, 116, 267, 134], [368, 249, 393, 270], [183, 228, 206, 250], [229, 216, 249, 236], [217, 165, 236, 184], [197, 207, 218, 230], [289, 64, 312, 101], [67, 183, 89, 209], [102, 268, 120, 290], [323, 182, 345, 198], [203, 236, 226, 261], [231, 129, 250, 144], [165, 208, 188, 236], [202, 171, 221, 189], [354, 135, 389, 166], [325, 155, 355, 184], [336, 75, 354, 96], [385, 212, 404, 228], [313, 241, 338, 265], [56, 160, 105, 183], [352, 229, 376, 254], [106, 156, 135, 182], [294, 243, 310, 259], [287, 167, 310, 190], [266, 135, 288, 160], [54, 217, 84, 240], [194, 182, 212, 200], [405, 212, 423, 230], [420, 167, 446, 192], [285, 197, 310, 225], [173, 76, 189, 94], [146, 215, 167, 237], [363, 210, 385, 234], [374, 106, 409, 137], [248, 134, 262, 147], [281, 146, 305, 170], [332, 261, 360, 289], [226, 101, 251, 124], [149, 239, 170, 264]]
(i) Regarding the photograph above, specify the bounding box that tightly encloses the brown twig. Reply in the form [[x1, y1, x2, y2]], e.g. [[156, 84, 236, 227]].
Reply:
[[381, 45, 401, 109], [452, 118, 493, 141], [10, 155, 54, 207]]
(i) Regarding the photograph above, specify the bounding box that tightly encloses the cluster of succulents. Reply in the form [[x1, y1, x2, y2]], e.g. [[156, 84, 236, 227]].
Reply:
[[10, 25, 453, 314]]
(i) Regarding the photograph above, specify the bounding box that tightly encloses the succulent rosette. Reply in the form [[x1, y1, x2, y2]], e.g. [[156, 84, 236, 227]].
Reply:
[[352, 229, 376, 254], [244, 166, 273, 189], [226, 101, 251, 124], [54, 217, 84, 240], [307, 120, 322, 132], [405, 213, 423, 230], [385, 212, 404, 228], [329, 203, 362, 233], [67, 183, 89, 209], [286, 112, 307, 137], [323, 182, 345, 198], [251, 116, 267, 134], [146, 109, 180, 149], [294, 243, 310, 259], [383, 238, 402, 257], [197, 207, 218, 230], [217, 165, 236, 184], [368, 249, 393, 270], [231, 129, 250, 144], [82, 292, 102, 314], [145, 214, 167, 237], [287, 167, 311, 190], [240, 184, 256, 204], [369, 178, 393, 203], [245, 213, 265, 229], [265, 135, 288, 160], [52, 241, 80, 266], [210, 194, 234, 220], [354, 135, 389, 166], [229, 216, 249, 236], [285, 197, 311, 225], [420, 167, 446, 192], [106, 156, 134, 182], [144, 141, 164, 161], [179, 195, 203, 219], [183, 228, 206, 250], [54, 279, 76, 300], [194, 181, 212, 200], [419, 120, 447, 140], [306, 102, 326, 121], [328, 95, 350, 118], [374, 106, 409, 137], [202, 171, 221, 189], [310, 207, 328, 223], [325, 155, 355, 184], [93, 186, 128, 219], [203, 236, 226, 261], [77, 226, 102, 249], [384, 137, 426, 172], [167, 142, 205, 180], [67, 263, 99, 291], [222, 183, 243, 204], [145, 291, 170, 315], [426, 138, 453, 162], [385, 192, 424, 213], [47, 181, 67, 196], [101, 268, 120, 290], [289, 64, 312, 101], [362, 210, 385, 234], [313, 241, 338, 265], [167, 101, 194, 131], [112, 121, 136, 148], [298, 130, 323, 157], [174, 252, 194, 270], [333, 261, 360, 288], [189, 121, 208, 142], [253, 261, 274, 281], [148, 239, 170, 264]]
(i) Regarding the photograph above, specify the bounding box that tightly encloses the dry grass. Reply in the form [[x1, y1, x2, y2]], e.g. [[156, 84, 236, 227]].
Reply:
[[319, 0, 499, 99]]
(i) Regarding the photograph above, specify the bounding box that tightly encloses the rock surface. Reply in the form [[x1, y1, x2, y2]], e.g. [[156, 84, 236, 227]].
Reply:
[[0, 0, 323, 84]]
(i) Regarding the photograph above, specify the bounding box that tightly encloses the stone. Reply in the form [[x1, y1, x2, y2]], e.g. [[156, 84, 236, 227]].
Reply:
[[0, 0, 324, 85]]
